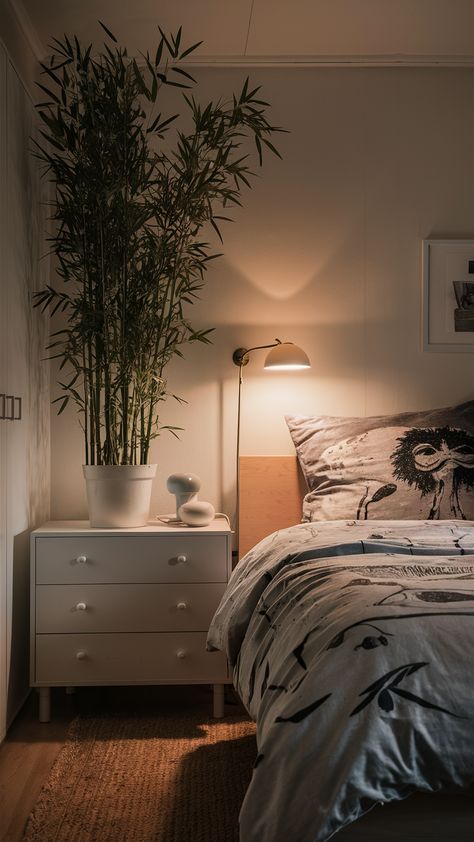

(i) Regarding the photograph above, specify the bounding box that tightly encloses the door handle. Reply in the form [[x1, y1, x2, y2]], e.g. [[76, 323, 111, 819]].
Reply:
[[5, 395, 14, 420], [3, 395, 22, 421], [0, 394, 5, 420]]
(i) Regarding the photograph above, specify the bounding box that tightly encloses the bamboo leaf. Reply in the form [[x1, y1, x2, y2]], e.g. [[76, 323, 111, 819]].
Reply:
[[179, 40, 203, 59], [173, 26, 182, 54], [39, 63, 63, 87], [49, 37, 71, 58], [171, 66, 196, 84], [149, 113, 178, 134], [132, 60, 150, 98], [52, 396, 69, 414], [158, 26, 174, 56], [162, 78, 192, 89], [35, 82, 61, 104], [155, 38, 164, 67], [239, 77, 249, 103], [98, 21, 118, 42], [209, 217, 223, 243], [261, 137, 282, 159], [38, 129, 65, 152]]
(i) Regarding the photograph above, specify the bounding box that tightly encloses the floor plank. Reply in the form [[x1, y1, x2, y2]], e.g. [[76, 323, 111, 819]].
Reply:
[[0, 690, 74, 842]]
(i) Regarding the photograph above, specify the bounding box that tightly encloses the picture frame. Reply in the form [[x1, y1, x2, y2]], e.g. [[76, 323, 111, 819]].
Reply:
[[422, 239, 474, 352]]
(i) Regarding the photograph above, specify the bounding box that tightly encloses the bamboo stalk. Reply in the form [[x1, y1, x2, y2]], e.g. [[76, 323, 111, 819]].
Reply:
[[120, 67, 131, 465], [81, 213, 90, 466]]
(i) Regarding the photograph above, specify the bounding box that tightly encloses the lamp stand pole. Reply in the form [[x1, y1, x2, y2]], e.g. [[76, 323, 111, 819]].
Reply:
[[234, 362, 244, 547], [231, 338, 310, 558], [232, 341, 282, 557]]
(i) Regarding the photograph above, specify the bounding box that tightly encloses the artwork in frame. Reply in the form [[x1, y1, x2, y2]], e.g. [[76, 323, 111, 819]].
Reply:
[[422, 239, 474, 352]]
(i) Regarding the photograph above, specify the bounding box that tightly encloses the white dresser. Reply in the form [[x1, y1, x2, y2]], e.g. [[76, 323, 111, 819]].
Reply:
[[30, 520, 232, 721]]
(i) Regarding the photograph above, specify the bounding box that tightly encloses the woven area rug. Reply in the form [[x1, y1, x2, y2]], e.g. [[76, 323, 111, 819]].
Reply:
[[22, 687, 256, 842]]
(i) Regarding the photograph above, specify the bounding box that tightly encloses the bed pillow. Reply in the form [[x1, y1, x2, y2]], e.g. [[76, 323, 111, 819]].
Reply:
[[285, 400, 474, 522]]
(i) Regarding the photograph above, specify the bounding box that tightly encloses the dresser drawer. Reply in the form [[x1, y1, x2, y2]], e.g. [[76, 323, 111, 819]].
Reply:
[[35, 632, 228, 684], [35, 535, 228, 584], [36, 583, 226, 633]]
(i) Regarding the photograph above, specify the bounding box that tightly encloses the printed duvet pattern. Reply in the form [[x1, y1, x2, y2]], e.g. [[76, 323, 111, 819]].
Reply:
[[207, 520, 474, 842]]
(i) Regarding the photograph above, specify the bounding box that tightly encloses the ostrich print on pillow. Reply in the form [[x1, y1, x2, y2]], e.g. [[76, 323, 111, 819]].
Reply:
[[285, 400, 474, 521]]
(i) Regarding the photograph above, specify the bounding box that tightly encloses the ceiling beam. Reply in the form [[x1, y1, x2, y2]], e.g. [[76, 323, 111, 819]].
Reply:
[[181, 54, 474, 68]]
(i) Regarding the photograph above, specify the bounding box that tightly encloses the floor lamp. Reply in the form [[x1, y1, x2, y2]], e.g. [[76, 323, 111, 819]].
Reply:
[[232, 338, 311, 555]]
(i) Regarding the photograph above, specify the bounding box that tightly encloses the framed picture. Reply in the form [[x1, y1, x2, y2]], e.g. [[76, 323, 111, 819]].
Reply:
[[422, 239, 474, 352]]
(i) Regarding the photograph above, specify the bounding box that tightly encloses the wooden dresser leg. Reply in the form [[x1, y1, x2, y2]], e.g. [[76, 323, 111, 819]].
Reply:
[[213, 683, 225, 718], [38, 687, 51, 723]]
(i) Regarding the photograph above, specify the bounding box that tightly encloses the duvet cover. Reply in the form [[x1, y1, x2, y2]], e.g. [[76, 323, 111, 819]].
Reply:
[[207, 520, 474, 842]]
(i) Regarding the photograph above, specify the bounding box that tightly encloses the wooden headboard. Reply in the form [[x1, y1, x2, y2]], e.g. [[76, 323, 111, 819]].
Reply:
[[239, 456, 306, 558]]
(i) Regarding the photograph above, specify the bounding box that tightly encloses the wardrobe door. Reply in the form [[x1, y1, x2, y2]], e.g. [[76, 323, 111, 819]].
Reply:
[[0, 42, 7, 742], [0, 49, 50, 738], [5, 58, 34, 724]]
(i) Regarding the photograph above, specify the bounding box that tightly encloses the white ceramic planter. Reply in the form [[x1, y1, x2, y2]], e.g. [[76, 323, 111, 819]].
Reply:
[[83, 464, 157, 528]]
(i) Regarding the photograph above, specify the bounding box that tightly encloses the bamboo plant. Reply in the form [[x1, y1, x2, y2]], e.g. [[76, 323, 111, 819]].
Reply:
[[34, 22, 282, 465]]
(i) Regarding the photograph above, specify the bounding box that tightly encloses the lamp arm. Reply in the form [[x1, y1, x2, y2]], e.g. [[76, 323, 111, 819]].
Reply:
[[232, 338, 282, 367]]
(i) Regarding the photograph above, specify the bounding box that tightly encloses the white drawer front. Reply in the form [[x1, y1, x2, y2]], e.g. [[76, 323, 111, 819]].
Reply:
[[36, 583, 226, 633], [35, 535, 228, 584], [35, 632, 228, 684]]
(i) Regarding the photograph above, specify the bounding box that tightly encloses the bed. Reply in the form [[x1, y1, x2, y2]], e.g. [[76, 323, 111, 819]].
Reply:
[[207, 400, 474, 842]]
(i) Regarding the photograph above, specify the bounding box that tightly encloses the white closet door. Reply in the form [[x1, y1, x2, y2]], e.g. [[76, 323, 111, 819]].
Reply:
[[0, 43, 7, 743], [0, 49, 50, 739], [5, 59, 34, 724]]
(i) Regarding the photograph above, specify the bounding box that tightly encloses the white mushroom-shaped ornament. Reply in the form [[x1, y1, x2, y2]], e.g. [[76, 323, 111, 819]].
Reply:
[[166, 473, 201, 519]]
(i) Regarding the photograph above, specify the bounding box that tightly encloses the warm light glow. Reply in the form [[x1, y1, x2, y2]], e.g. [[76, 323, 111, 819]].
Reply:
[[264, 363, 310, 370]]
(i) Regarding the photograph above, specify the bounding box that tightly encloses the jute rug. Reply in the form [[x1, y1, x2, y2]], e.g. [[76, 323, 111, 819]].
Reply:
[[22, 687, 256, 842]]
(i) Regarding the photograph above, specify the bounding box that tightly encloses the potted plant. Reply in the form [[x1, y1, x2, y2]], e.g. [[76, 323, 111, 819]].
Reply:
[[34, 22, 282, 527]]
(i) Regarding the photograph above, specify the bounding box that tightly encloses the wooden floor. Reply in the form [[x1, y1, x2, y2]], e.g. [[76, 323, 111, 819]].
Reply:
[[0, 689, 74, 842], [1, 687, 474, 842]]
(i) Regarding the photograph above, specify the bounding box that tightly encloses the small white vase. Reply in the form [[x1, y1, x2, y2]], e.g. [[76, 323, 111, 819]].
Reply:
[[178, 500, 215, 527], [83, 464, 157, 528]]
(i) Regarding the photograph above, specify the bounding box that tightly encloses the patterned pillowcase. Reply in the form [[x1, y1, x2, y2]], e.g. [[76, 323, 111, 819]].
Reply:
[[285, 401, 474, 522]]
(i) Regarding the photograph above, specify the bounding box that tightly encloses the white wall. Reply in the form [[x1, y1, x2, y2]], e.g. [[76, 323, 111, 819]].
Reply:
[[49, 66, 474, 522]]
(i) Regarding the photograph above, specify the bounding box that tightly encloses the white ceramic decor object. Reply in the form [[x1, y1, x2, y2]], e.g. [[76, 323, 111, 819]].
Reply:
[[178, 500, 215, 527], [83, 465, 157, 528], [166, 473, 201, 519]]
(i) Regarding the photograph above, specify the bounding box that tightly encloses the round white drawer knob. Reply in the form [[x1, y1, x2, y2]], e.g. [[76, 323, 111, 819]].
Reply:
[[76, 555, 87, 565], [177, 554, 187, 564], [75, 602, 87, 611], [176, 649, 187, 659], [75, 650, 87, 660], [177, 601, 187, 611]]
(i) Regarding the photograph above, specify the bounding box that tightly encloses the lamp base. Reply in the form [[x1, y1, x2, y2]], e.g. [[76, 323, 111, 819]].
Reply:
[[232, 348, 250, 366]]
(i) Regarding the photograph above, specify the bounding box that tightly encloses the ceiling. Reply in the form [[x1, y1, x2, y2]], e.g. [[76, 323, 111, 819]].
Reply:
[[13, 0, 474, 64]]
